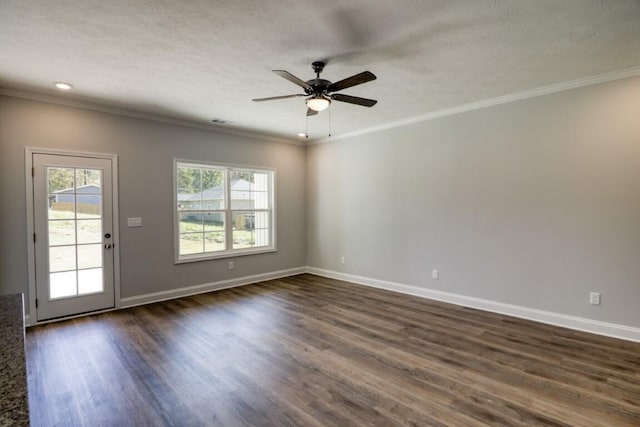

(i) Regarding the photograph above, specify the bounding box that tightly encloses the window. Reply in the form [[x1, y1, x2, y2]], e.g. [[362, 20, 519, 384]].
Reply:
[[174, 161, 275, 262]]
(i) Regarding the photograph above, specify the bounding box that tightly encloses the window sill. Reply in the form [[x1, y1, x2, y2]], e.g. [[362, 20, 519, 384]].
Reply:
[[174, 247, 276, 264]]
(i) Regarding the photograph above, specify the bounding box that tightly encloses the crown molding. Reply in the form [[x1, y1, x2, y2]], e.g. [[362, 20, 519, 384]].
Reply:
[[4, 65, 640, 147], [310, 65, 640, 145], [0, 88, 305, 146]]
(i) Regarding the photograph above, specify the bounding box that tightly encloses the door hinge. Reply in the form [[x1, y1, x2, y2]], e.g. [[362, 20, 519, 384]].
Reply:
[[33, 233, 36, 243], [35, 299, 38, 308], [31, 167, 34, 177]]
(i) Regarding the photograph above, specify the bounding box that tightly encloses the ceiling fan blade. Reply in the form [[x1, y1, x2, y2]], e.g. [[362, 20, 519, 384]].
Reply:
[[328, 71, 376, 92], [273, 70, 312, 90], [332, 93, 377, 107], [306, 108, 318, 117], [252, 94, 305, 102]]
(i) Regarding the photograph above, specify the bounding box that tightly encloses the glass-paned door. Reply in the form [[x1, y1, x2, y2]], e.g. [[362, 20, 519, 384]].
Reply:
[[33, 154, 115, 320]]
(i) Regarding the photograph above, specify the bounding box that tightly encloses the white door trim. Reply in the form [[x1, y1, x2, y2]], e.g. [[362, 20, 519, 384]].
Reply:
[[25, 147, 121, 323]]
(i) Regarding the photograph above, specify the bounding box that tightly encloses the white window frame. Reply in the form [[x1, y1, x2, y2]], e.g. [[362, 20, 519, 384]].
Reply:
[[173, 159, 276, 263]]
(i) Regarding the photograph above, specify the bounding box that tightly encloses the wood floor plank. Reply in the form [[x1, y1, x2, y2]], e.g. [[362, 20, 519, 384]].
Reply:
[[26, 274, 640, 426]]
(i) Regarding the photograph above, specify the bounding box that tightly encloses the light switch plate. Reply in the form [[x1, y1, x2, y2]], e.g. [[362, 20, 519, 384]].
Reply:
[[127, 217, 142, 227]]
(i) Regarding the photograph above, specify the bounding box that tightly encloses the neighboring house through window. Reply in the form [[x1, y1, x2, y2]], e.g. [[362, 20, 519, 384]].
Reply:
[[174, 160, 275, 262]]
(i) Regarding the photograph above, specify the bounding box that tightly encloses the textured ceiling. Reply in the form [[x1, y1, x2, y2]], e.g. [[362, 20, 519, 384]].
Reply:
[[1, 0, 640, 142]]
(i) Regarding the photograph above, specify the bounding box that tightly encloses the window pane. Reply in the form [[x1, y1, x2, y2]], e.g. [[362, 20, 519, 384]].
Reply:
[[78, 268, 103, 295], [253, 190, 269, 209], [48, 167, 75, 193], [230, 170, 253, 187], [77, 244, 102, 269], [77, 194, 101, 218], [232, 211, 254, 230], [253, 173, 269, 209], [180, 233, 204, 255], [177, 166, 201, 210], [231, 190, 269, 210], [233, 229, 253, 249], [77, 220, 102, 244], [254, 211, 270, 229], [75, 169, 102, 192], [179, 212, 203, 233], [232, 211, 254, 249], [49, 245, 76, 272], [49, 220, 76, 246], [205, 232, 225, 252], [199, 194, 223, 210], [211, 169, 225, 209], [255, 229, 270, 247], [48, 195, 75, 219], [203, 212, 225, 232], [177, 191, 196, 211], [50, 271, 77, 299], [177, 167, 201, 191], [253, 173, 268, 191], [254, 212, 270, 248], [230, 171, 270, 210], [178, 166, 226, 211], [202, 169, 224, 191], [230, 178, 251, 209]]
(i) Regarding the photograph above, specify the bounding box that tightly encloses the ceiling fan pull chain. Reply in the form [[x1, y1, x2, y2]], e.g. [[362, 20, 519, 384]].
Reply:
[[328, 106, 332, 138]]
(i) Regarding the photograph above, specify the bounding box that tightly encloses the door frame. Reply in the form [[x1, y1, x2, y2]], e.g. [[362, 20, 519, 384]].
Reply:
[[25, 147, 121, 324]]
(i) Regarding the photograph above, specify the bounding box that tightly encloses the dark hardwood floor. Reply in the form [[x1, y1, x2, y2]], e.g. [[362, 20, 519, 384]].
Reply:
[[26, 274, 640, 426]]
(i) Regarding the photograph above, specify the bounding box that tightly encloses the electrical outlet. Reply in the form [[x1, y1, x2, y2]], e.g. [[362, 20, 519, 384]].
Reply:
[[340, 256, 346, 264], [228, 261, 234, 270], [589, 292, 600, 305], [432, 269, 439, 280]]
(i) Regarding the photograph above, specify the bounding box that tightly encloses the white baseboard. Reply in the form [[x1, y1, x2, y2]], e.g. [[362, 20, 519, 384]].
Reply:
[[306, 267, 640, 343], [120, 267, 306, 309]]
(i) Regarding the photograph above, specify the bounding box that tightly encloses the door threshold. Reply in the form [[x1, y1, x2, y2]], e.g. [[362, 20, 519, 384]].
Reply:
[[29, 306, 117, 327]]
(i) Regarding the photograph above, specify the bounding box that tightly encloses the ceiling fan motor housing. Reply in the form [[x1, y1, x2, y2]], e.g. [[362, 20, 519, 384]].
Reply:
[[306, 79, 331, 96]]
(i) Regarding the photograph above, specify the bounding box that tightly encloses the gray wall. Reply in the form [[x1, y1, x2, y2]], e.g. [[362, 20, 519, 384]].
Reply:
[[307, 76, 640, 328], [0, 96, 306, 306], [3, 74, 640, 330]]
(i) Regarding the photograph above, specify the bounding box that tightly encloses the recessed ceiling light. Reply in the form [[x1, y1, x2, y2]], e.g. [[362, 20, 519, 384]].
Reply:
[[54, 82, 73, 90], [297, 133, 307, 138]]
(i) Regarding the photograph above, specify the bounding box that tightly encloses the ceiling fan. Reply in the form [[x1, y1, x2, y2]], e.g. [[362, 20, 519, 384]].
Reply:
[[252, 61, 377, 116]]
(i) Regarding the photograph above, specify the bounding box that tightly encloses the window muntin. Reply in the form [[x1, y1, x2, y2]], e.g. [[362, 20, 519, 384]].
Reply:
[[175, 161, 274, 262]]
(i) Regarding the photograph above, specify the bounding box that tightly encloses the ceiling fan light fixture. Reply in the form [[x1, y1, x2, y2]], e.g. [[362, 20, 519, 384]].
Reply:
[[307, 96, 331, 112], [54, 82, 73, 90]]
